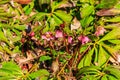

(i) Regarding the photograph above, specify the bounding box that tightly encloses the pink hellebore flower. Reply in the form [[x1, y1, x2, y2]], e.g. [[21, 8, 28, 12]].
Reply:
[[41, 32, 54, 41], [29, 32, 35, 37], [68, 36, 73, 44], [95, 26, 106, 36], [55, 30, 63, 38], [78, 35, 90, 45]]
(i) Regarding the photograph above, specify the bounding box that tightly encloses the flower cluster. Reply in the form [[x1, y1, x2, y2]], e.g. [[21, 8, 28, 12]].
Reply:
[[41, 30, 90, 45]]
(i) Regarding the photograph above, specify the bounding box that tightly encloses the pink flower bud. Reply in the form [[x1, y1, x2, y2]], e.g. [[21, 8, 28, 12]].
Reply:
[[78, 35, 90, 45], [29, 32, 35, 37], [60, 23, 65, 28], [68, 36, 73, 44], [95, 26, 106, 36], [55, 30, 63, 38]]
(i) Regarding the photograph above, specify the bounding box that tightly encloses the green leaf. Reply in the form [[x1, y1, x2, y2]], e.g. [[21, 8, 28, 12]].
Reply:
[[104, 66, 120, 79], [80, 0, 95, 5], [2, 61, 22, 72], [77, 66, 101, 76], [94, 47, 98, 64], [48, 17, 57, 31], [52, 14, 63, 25], [23, 2, 34, 15], [106, 74, 118, 80], [51, 1, 68, 11], [98, 28, 120, 42], [54, 11, 72, 23], [108, 39, 120, 44], [29, 69, 49, 79], [0, 46, 4, 52], [102, 44, 117, 59], [81, 5, 94, 18], [0, 29, 12, 47], [113, 45, 120, 50], [0, 61, 23, 80], [0, 0, 10, 4], [3, 46, 13, 55], [83, 47, 94, 66], [39, 55, 51, 62], [14, 25, 26, 30], [96, 0, 118, 9], [34, 12, 48, 21], [105, 16, 120, 22], [80, 75, 97, 80], [80, 16, 94, 28], [101, 75, 108, 80], [77, 56, 84, 69], [98, 45, 107, 67]]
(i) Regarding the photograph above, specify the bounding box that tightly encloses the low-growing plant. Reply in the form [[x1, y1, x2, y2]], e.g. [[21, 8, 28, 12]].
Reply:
[[0, 0, 120, 80]]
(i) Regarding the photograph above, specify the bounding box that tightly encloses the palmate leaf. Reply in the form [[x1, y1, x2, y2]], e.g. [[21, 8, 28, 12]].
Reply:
[[0, 61, 23, 80], [98, 28, 120, 42], [101, 74, 108, 80], [77, 66, 101, 76], [103, 66, 120, 79]]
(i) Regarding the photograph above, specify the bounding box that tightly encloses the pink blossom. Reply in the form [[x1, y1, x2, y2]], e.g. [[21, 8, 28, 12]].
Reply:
[[55, 30, 63, 38], [68, 36, 73, 44], [41, 32, 54, 41], [29, 32, 35, 37], [95, 26, 106, 36], [78, 35, 90, 45]]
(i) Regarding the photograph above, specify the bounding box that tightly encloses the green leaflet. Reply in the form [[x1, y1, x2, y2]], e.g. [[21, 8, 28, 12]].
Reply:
[[0, 29, 11, 46], [83, 47, 94, 66], [0, 61, 23, 80], [106, 74, 118, 80], [48, 17, 57, 31], [105, 16, 120, 22], [39, 55, 51, 62], [0, 46, 4, 52], [98, 28, 120, 42], [113, 45, 120, 50], [77, 47, 94, 69], [96, 0, 118, 9], [34, 12, 48, 21], [0, 0, 10, 4], [98, 45, 107, 67], [80, 16, 94, 28], [103, 66, 120, 79], [101, 75, 108, 80], [94, 47, 98, 64], [77, 66, 101, 76], [102, 44, 117, 59], [52, 14, 63, 25], [108, 39, 120, 44], [28, 69, 50, 79], [53, 11, 72, 23], [23, 1, 34, 15], [51, 1, 68, 12], [81, 5, 94, 18]]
